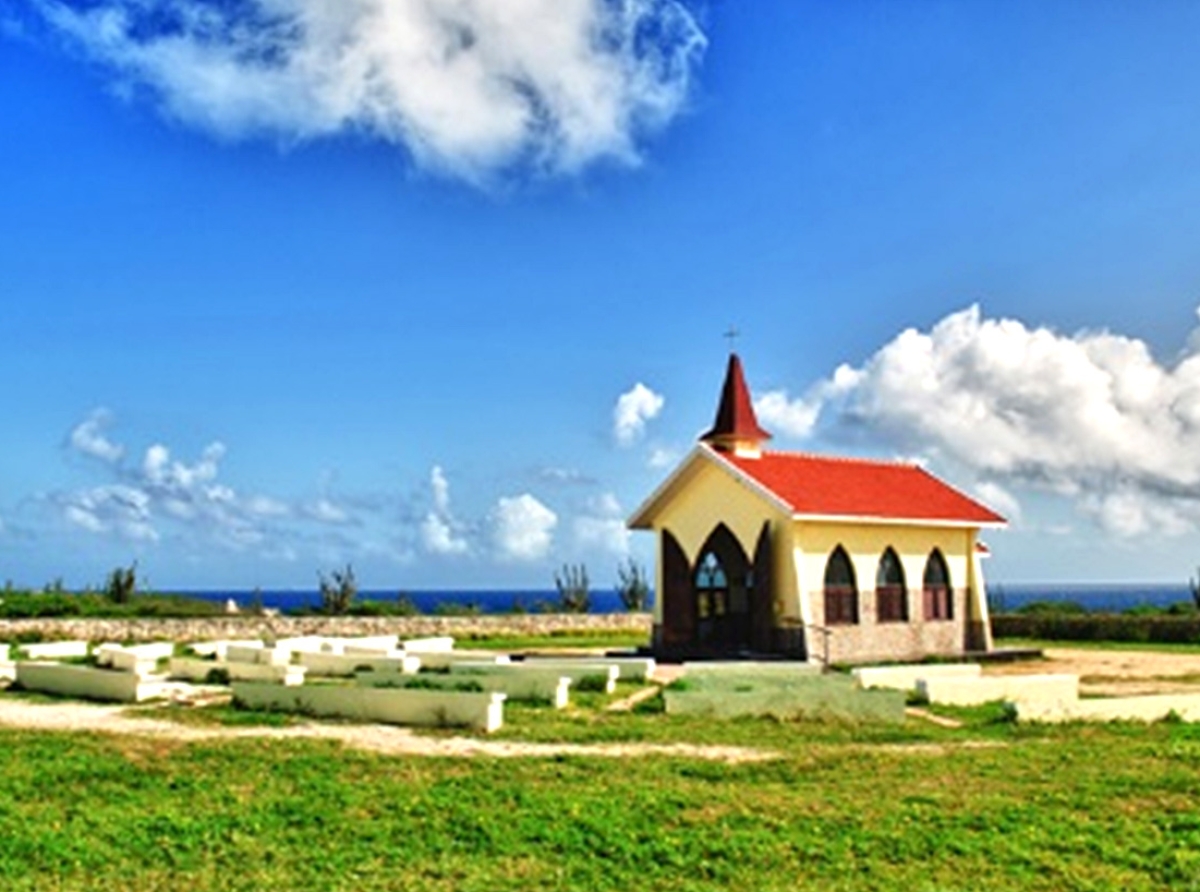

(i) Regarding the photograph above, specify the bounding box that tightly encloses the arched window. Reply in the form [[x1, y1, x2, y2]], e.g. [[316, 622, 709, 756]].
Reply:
[[694, 551, 729, 622], [923, 549, 953, 621], [823, 546, 858, 625], [876, 547, 908, 622]]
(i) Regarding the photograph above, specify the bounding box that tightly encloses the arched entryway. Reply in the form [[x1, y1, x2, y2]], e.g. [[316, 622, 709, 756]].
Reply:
[[658, 523, 775, 654]]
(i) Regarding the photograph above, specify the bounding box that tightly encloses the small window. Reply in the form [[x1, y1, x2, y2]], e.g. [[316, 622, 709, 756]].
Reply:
[[695, 551, 728, 622], [875, 548, 908, 623], [823, 546, 858, 625], [923, 549, 953, 621]]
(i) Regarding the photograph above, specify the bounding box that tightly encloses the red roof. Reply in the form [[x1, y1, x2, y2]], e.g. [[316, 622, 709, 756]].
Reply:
[[718, 450, 1006, 525], [700, 353, 772, 447]]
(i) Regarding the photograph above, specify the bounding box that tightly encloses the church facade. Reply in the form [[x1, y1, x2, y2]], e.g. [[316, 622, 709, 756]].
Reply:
[[627, 354, 1005, 664]]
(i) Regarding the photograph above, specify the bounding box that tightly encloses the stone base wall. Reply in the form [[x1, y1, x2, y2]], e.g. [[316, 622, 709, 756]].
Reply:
[[0, 613, 653, 645]]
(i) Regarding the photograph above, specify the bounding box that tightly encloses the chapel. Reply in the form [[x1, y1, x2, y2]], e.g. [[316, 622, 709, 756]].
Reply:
[[627, 353, 1006, 664]]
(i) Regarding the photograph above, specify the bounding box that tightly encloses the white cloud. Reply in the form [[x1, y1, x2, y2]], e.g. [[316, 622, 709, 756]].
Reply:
[[802, 304, 1200, 538], [614, 382, 665, 446], [68, 408, 125, 463], [420, 465, 470, 555], [573, 492, 630, 555], [34, 0, 706, 185], [973, 481, 1021, 524], [304, 498, 351, 524], [493, 493, 556, 561]]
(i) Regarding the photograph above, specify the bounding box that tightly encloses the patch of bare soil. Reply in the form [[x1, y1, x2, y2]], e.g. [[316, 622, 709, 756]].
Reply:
[[0, 697, 774, 763], [987, 646, 1200, 697]]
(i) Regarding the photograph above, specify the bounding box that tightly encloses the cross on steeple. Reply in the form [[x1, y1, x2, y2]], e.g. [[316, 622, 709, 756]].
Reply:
[[723, 326, 740, 352]]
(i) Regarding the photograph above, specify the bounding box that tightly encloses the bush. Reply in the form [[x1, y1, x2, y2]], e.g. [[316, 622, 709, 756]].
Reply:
[[615, 558, 650, 612], [554, 563, 590, 613], [318, 564, 357, 616], [1016, 600, 1087, 616], [991, 612, 1200, 644]]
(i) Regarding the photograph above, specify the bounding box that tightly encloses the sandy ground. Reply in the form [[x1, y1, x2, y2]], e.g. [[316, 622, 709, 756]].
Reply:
[[987, 646, 1200, 696], [0, 695, 773, 763], [4, 646, 1198, 758]]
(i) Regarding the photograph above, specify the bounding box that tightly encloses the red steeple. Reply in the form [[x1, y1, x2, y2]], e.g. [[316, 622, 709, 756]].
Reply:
[[700, 353, 772, 455]]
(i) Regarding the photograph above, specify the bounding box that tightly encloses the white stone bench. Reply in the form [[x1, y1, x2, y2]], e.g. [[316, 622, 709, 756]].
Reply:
[[0, 660, 14, 683], [296, 651, 421, 678], [917, 673, 1078, 708], [450, 660, 618, 694], [15, 661, 161, 703], [18, 641, 91, 660], [1016, 692, 1200, 724], [232, 681, 506, 732], [853, 663, 982, 691]]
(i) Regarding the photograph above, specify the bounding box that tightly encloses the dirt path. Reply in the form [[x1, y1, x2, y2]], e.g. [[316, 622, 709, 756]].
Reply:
[[0, 698, 774, 763], [988, 646, 1200, 696]]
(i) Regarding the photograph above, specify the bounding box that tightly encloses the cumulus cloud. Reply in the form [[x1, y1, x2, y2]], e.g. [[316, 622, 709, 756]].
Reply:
[[614, 382, 665, 446], [798, 304, 1200, 538], [573, 492, 630, 555], [52, 408, 368, 549], [32, 0, 706, 185], [493, 493, 556, 561], [421, 465, 469, 555], [68, 408, 125, 463]]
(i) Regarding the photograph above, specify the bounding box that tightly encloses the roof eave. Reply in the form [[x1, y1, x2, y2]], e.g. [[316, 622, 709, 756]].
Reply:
[[791, 512, 1008, 530]]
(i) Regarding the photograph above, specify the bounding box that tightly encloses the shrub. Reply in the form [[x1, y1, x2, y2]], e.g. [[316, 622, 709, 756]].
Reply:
[[317, 564, 357, 616], [615, 558, 650, 612], [991, 612, 1200, 644], [105, 563, 138, 605], [554, 563, 590, 613]]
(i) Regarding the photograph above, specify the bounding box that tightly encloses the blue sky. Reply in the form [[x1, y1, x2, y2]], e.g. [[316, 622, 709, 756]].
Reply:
[[4, 1, 1200, 591]]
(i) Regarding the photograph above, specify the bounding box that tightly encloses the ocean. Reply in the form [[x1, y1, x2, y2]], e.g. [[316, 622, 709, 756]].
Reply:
[[179, 583, 1195, 615]]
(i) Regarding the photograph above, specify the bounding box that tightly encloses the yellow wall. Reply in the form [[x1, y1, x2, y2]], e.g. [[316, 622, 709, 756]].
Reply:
[[647, 458, 794, 626]]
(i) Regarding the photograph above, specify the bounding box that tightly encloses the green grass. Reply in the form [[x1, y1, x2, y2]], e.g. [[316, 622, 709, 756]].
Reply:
[[997, 636, 1200, 654], [1, 711, 1199, 890]]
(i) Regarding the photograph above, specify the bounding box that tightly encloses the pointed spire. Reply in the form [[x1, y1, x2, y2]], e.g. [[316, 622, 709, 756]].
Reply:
[[700, 353, 771, 457]]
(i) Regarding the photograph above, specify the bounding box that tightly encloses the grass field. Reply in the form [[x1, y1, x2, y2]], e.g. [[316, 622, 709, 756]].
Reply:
[[2, 680, 1200, 891]]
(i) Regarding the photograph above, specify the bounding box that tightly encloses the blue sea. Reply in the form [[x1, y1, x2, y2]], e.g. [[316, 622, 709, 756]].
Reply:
[[177, 584, 1194, 615]]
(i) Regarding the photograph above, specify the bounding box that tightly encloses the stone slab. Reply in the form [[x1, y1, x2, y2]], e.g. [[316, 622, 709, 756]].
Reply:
[[917, 673, 1079, 707], [15, 661, 159, 703], [853, 663, 982, 691], [1017, 693, 1200, 724], [232, 681, 506, 732]]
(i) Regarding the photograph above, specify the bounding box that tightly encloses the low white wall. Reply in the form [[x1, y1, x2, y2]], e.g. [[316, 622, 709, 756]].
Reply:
[[450, 661, 617, 694], [918, 674, 1079, 707], [415, 651, 512, 670], [19, 641, 91, 660], [15, 661, 152, 703], [357, 668, 572, 709], [0, 644, 9, 661], [168, 657, 304, 686], [297, 651, 420, 678], [1017, 693, 1200, 724], [523, 656, 656, 682], [232, 681, 506, 732], [191, 639, 263, 660], [226, 644, 292, 666], [0, 660, 14, 683], [853, 663, 982, 691], [341, 635, 401, 655], [272, 636, 329, 656]]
